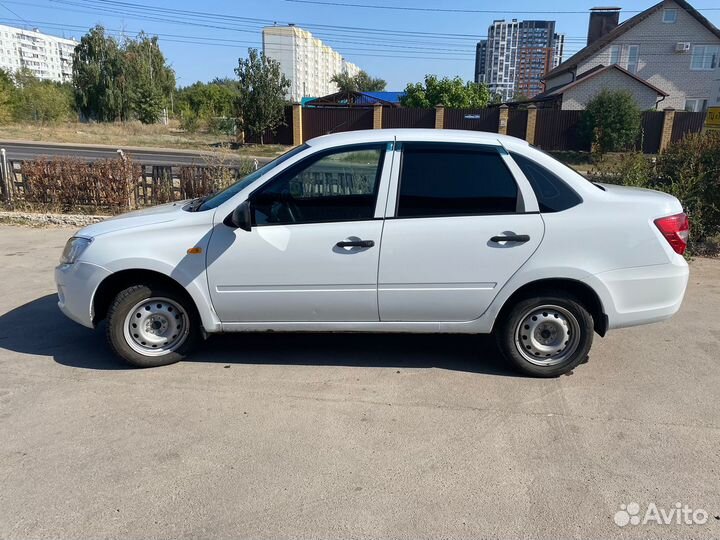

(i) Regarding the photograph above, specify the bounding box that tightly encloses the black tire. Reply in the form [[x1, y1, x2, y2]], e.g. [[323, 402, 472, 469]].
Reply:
[[106, 284, 199, 368], [495, 291, 594, 377]]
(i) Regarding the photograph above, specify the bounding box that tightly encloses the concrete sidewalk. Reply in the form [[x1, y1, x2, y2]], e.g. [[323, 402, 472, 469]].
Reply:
[[0, 225, 718, 539]]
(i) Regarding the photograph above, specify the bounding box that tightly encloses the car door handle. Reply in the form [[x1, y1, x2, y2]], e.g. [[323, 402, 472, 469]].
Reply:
[[336, 239, 375, 248], [490, 234, 530, 243]]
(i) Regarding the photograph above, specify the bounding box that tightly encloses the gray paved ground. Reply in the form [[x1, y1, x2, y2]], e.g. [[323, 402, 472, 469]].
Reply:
[[0, 140, 271, 166], [0, 225, 718, 539]]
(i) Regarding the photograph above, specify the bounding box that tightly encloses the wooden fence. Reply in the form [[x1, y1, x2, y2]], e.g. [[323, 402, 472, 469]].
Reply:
[[0, 156, 253, 209]]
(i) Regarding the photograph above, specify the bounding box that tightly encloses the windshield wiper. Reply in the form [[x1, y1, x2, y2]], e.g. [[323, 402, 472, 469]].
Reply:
[[187, 194, 212, 212]]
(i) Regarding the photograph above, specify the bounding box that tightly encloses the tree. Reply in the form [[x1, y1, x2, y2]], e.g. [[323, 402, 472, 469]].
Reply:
[[123, 32, 175, 123], [400, 75, 491, 108], [331, 70, 386, 93], [176, 79, 239, 118], [0, 69, 16, 123], [579, 89, 641, 154], [13, 69, 74, 123], [234, 48, 290, 144], [72, 25, 126, 121], [72, 26, 175, 123]]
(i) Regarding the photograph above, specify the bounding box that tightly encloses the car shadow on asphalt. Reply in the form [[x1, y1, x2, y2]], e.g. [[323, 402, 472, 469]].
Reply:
[[0, 294, 519, 376]]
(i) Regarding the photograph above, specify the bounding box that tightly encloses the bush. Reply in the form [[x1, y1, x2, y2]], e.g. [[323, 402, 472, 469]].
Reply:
[[19, 157, 137, 212], [592, 132, 720, 254], [580, 90, 641, 154], [12, 70, 75, 123], [655, 132, 720, 252], [179, 106, 200, 133]]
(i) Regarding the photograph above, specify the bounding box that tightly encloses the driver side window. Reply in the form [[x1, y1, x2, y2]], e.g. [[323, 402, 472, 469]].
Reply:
[[251, 144, 385, 226]]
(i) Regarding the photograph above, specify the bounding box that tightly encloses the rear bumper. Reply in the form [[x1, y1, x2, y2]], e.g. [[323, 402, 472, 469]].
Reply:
[[55, 261, 111, 329], [586, 260, 689, 330]]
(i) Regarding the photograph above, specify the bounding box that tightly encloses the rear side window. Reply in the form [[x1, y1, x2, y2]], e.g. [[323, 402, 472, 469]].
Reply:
[[510, 152, 582, 212], [397, 144, 518, 217]]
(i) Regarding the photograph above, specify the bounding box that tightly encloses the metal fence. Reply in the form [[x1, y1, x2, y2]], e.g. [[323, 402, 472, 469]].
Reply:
[[302, 108, 374, 141], [671, 111, 706, 143], [637, 111, 664, 154], [507, 109, 528, 140], [533, 110, 587, 152], [382, 108, 435, 129], [443, 108, 500, 132]]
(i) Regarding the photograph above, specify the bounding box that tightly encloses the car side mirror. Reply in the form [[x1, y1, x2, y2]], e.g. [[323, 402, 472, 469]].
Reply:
[[225, 200, 252, 231]]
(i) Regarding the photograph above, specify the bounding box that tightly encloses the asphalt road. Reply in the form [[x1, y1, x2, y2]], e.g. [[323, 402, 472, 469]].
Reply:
[[0, 224, 718, 539], [0, 140, 271, 166]]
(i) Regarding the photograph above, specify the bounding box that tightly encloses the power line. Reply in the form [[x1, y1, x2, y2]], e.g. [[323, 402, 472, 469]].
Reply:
[[283, 0, 720, 14], [0, 0, 30, 24]]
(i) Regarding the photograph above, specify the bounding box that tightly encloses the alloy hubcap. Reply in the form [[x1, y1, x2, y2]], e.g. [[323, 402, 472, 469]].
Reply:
[[123, 297, 189, 357], [514, 305, 581, 366]]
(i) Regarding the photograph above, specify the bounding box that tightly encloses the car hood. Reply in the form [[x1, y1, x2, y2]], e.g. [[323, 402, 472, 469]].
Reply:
[[77, 200, 191, 238]]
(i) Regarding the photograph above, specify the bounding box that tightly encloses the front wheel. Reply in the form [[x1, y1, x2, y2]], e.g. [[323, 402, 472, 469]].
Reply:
[[106, 284, 199, 367], [496, 293, 594, 377]]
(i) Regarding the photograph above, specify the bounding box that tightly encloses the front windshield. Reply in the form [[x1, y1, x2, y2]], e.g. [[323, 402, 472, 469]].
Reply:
[[197, 144, 308, 211]]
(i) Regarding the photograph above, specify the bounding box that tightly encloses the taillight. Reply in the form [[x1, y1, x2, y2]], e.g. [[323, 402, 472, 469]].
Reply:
[[654, 213, 690, 255]]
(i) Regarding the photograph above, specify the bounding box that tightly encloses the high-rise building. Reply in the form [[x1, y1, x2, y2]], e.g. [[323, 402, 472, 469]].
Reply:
[[262, 25, 362, 102], [475, 40, 488, 84], [0, 24, 77, 83], [474, 20, 564, 101]]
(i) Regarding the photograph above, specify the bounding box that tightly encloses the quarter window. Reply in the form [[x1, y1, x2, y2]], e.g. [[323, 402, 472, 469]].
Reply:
[[252, 144, 385, 225], [397, 144, 518, 218], [510, 152, 582, 213]]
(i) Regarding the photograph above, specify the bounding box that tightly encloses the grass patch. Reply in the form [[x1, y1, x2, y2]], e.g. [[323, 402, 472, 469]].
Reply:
[[0, 120, 290, 158]]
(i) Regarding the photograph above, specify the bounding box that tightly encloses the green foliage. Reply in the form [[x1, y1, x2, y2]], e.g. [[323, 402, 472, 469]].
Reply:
[[72, 26, 126, 122], [400, 75, 491, 109], [175, 78, 239, 134], [579, 90, 641, 154], [0, 69, 16, 123], [123, 32, 175, 124], [72, 25, 175, 123], [330, 70, 386, 93], [11, 70, 74, 123], [234, 48, 290, 144], [592, 132, 720, 254]]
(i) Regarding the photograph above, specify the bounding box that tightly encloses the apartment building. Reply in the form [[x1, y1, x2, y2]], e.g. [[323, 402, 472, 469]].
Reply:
[[262, 25, 362, 102], [475, 20, 565, 101], [0, 24, 77, 83]]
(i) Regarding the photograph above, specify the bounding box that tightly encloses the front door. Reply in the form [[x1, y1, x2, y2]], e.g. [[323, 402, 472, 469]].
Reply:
[[207, 143, 390, 322], [378, 142, 545, 322]]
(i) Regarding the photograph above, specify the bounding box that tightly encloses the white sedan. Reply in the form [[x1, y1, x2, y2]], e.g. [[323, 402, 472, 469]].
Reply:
[[55, 129, 689, 377]]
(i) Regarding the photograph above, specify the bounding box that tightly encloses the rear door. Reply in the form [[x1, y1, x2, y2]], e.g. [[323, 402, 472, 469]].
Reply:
[[377, 142, 544, 322]]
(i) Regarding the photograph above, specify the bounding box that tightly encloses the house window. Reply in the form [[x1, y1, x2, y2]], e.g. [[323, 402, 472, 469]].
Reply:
[[609, 45, 620, 65], [626, 45, 640, 73], [691, 45, 719, 70], [684, 98, 708, 112], [662, 9, 678, 23]]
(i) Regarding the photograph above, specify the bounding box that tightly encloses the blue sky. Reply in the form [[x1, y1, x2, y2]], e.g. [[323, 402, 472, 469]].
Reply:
[[2, 0, 720, 90]]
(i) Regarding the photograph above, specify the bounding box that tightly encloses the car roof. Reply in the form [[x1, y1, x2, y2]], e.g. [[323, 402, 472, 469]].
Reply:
[[306, 128, 529, 149]]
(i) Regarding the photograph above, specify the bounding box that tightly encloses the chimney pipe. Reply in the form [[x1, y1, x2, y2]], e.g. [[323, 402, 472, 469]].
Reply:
[[587, 7, 621, 46]]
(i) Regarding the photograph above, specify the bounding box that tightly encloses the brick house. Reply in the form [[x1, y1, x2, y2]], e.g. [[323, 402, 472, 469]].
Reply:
[[539, 0, 720, 111]]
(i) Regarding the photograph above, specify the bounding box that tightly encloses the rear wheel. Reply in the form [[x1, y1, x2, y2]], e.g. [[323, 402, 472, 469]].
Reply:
[[106, 284, 199, 367], [496, 293, 593, 377]]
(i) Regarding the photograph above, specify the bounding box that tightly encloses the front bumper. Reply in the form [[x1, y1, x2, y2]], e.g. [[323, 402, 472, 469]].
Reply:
[[55, 261, 111, 328]]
